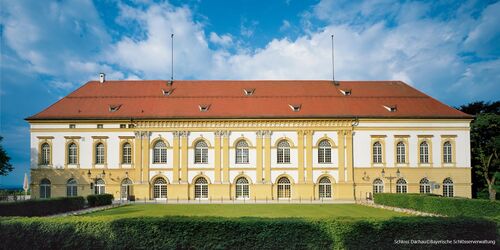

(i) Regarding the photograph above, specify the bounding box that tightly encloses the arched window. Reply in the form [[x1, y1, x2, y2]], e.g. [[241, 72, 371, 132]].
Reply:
[[153, 177, 167, 199], [153, 141, 167, 163], [122, 142, 132, 164], [277, 140, 291, 164], [40, 178, 51, 199], [194, 177, 208, 199], [235, 140, 249, 164], [68, 143, 78, 165], [396, 141, 405, 164], [420, 141, 429, 163], [194, 141, 208, 164], [66, 178, 78, 197], [41, 143, 51, 165], [95, 178, 106, 195], [419, 178, 431, 194], [121, 178, 133, 200], [318, 140, 332, 164], [443, 178, 454, 197], [396, 178, 407, 193], [277, 177, 291, 199], [373, 178, 384, 194], [235, 177, 249, 199], [443, 141, 452, 163], [95, 143, 105, 164], [318, 177, 332, 198], [373, 142, 382, 163]]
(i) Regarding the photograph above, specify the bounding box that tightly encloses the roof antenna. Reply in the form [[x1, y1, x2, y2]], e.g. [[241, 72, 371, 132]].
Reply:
[[168, 33, 174, 86], [331, 34, 339, 86]]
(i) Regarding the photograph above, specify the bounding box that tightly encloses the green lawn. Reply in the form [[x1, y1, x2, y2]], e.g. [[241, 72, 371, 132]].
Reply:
[[84, 204, 406, 219]]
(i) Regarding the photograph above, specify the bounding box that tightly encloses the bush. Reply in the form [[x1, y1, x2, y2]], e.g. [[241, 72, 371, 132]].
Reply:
[[0, 197, 85, 217], [373, 193, 500, 218], [86, 194, 114, 207], [0, 216, 496, 249]]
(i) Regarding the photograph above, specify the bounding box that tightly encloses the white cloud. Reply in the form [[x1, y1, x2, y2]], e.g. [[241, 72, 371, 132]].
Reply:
[[209, 32, 233, 47], [1, 0, 498, 105], [280, 20, 291, 32]]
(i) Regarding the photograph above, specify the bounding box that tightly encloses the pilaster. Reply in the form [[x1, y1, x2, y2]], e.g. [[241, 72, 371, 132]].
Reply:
[[256, 131, 264, 183], [297, 130, 305, 183], [337, 130, 345, 183], [180, 131, 189, 183], [172, 131, 180, 183], [141, 131, 151, 184], [222, 131, 230, 183], [264, 131, 272, 183], [305, 130, 313, 183], [214, 131, 222, 183], [345, 130, 353, 182], [134, 132, 143, 182]]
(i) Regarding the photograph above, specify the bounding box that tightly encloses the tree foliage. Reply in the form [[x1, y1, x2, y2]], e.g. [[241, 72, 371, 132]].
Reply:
[[470, 113, 500, 200], [458, 101, 500, 199], [0, 136, 13, 176]]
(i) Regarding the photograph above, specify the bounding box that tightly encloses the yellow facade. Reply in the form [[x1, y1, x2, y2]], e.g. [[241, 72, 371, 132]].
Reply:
[[30, 119, 472, 200]]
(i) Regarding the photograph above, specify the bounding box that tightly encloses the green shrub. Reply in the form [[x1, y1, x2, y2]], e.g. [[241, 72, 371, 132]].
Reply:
[[0, 197, 85, 217], [373, 193, 500, 218], [0, 216, 496, 249], [87, 194, 114, 207]]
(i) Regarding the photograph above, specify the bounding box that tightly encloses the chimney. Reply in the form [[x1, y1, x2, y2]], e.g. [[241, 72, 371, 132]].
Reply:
[[99, 73, 105, 83]]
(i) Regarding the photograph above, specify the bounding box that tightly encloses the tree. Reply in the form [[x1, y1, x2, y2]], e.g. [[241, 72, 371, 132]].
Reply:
[[458, 101, 499, 199], [0, 136, 13, 176], [470, 114, 500, 201]]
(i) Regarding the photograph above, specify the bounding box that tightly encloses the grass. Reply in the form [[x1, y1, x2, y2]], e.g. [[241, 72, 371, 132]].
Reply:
[[83, 204, 407, 219]]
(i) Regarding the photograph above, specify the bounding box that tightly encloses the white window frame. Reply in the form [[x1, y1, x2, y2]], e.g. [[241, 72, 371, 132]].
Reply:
[[235, 177, 249, 199], [235, 140, 249, 164], [277, 140, 291, 164], [277, 177, 291, 199], [153, 177, 167, 199], [95, 143, 105, 164], [396, 178, 407, 193], [396, 141, 405, 164], [40, 179, 51, 199], [443, 178, 454, 197], [66, 178, 78, 197], [419, 178, 431, 194], [373, 178, 384, 194], [373, 142, 382, 163], [153, 141, 167, 164], [318, 177, 332, 198], [419, 141, 429, 163], [194, 177, 209, 199], [318, 140, 332, 164], [443, 141, 452, 163], [194, 141, 208, 164]]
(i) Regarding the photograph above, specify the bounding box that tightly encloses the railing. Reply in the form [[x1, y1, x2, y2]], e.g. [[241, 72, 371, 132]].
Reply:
[[0, 194, 31, 202]]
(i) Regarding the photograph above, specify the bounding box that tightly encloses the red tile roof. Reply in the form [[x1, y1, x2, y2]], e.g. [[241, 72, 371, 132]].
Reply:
[[26, 80, 472, 120]]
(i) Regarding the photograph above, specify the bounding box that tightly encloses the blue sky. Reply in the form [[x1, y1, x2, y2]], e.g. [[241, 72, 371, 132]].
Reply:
[[1, 0, 499, 186]]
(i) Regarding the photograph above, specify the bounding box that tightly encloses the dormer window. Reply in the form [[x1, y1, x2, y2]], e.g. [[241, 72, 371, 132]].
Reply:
[[243, 88, 255, 96], [340, 89, 352, 96], [162, 88, 174, 96], [289, 104, 301, 112], [109, 104, 121, 112], [199, 104, 210, 112], [383, 105, 397, 112]]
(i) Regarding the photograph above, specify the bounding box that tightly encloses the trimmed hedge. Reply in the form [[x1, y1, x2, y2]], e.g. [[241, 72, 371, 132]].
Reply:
[[0, 197, 85, 217], [0, 216, 496, 249], [87, 194, 114, 207], [373, 193, 500, 218]]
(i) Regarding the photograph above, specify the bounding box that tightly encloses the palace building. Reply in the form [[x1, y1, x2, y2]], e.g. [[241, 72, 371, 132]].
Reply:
[[27, 76, 472, 200]]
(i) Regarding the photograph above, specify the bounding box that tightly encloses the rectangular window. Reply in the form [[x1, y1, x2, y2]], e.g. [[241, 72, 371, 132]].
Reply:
[[120, 124, 127, 128], [97, 124, 104, 129], [69, 124, 76, 129]]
